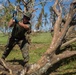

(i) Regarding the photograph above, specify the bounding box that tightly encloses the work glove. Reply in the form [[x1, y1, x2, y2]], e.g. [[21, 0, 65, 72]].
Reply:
[[13, 17, 19, 23], [13, 10, 17, 17], [12, 10, 19, 23]]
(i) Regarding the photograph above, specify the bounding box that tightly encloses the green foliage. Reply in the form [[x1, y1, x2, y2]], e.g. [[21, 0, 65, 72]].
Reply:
[[71, 42, 76, 50]]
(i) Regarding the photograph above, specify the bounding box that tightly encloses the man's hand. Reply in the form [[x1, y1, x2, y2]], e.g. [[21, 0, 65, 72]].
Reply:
[[8, 19, 15, 27], [13, 17, 19, 23]]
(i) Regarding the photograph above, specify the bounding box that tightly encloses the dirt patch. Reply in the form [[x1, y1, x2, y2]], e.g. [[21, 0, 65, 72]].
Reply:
[[0, 45, 24, 75], [30, 43, 47, 50], [0, 60, 24, 75], [0, 45, 5, 51]]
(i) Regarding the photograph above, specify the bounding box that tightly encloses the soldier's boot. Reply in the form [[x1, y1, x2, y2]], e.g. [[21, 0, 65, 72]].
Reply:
[[1, 55, 5, 60], [19, 61, 30, 75], [23, 61, 29, 71]]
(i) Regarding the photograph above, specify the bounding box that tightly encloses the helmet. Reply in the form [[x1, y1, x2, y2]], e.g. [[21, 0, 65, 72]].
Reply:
[[72, 0, 76, 4], [23, 12, 32, 20]]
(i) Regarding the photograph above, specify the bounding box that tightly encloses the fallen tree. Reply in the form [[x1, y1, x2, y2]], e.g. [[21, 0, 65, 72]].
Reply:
[[19, 0, 76, 75], [0, 0, 76, 75]]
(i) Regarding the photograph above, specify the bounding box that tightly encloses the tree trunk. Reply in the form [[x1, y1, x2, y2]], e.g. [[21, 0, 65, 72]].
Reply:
[[20, 1, 76, 75], [0, 0, 76, 75]]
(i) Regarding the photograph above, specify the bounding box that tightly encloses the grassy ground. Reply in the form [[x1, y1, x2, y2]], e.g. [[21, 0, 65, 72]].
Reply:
[[0, 32, 52, 63], [0, 32, 76, 75], [0, 33, 9, 45]]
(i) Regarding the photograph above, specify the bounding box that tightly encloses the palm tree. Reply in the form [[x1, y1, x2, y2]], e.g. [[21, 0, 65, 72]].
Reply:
[[44, 13, 48, 26], [49, 6, 57, 27], [35, 1, 46, 31]]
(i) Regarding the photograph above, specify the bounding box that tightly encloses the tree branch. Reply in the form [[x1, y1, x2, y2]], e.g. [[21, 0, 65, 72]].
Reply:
[[61, 38, 76, 48], [51, 0, 62, 45], [65, 25, 75, 38], [26, 50, 76, 75], [21, 0, 27, 6], [7, 0, 14, 8], [30, 2, 76, 74], [0, 58, 12, 74], [57, 50, 76, 59]]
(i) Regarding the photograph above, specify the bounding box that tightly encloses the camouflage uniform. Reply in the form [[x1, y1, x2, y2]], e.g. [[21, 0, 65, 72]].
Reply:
[[1, 12, 31, 64]]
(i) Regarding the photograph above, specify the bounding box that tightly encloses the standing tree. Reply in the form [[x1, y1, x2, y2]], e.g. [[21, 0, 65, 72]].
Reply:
[[0, 1, 14, 35], [35, 1, 46, 31]]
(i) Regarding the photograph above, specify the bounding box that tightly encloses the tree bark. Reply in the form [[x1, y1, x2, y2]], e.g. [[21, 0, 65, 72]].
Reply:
[[1, 0, 76, 75], [65, 25, 75, 38], [61, 38, 76, 48], [20, 1, 76, 75], [0, 58, 12, 75]]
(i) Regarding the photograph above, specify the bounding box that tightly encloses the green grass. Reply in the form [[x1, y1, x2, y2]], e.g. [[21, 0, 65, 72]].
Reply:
[[29, 32, 52, 63], [0, 34, 8, 44], [57, 61, 76, 75], [29, 44, 49, 63], [0, 32, 76, 75], [59, 61, 76, 70], [0, 32, 52, 63], [6, 49, 23, 60], [31, 32, 52, 44]]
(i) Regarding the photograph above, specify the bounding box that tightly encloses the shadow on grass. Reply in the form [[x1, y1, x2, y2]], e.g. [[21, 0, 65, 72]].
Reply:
[[58, 72, 76, 75], [6, 59, 25, 66], [43, 55, 76, 75]]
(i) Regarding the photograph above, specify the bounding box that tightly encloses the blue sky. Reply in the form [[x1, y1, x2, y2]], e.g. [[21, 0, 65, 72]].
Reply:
[[0, 0, 73, 31], [0, 0, 54, 31]]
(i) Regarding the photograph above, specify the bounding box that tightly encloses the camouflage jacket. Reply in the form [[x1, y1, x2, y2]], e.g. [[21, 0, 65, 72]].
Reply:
[[11, 22, 31, 40]]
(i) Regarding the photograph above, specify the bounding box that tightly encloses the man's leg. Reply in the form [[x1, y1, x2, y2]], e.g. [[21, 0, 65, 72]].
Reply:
[[20, 39, 29, 66], [1, 37, 16, 60]]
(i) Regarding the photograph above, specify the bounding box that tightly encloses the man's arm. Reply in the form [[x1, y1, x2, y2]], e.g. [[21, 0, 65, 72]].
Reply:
[[8, 19, 15, 27], [18, 22, 30, 29]]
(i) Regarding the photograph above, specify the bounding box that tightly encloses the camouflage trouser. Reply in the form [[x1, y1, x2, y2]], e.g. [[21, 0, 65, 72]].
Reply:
[[1, 37, 29, 63]]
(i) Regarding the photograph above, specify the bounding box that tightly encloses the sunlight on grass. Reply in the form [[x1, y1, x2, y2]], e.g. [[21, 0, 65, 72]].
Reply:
[[6, 49, 23, 60], [0, 34, 8, 44], [29, 45, 49, 63], [31, 32, 52, 44]]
